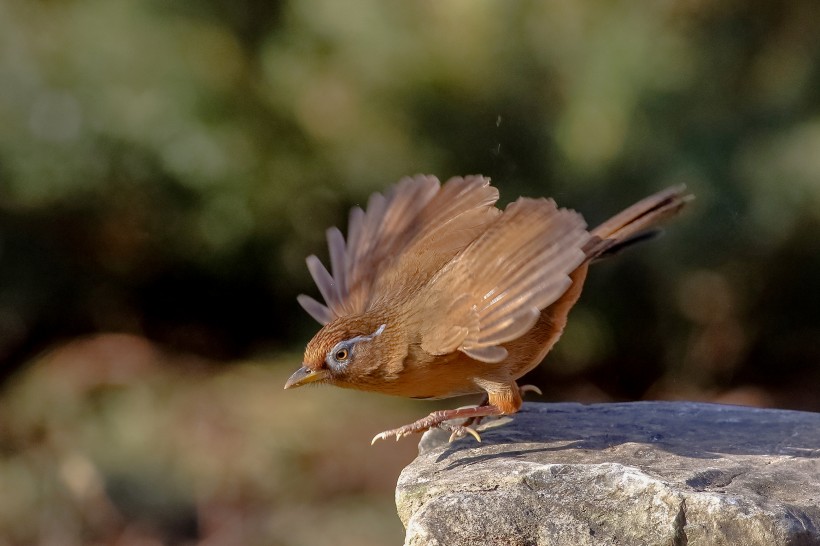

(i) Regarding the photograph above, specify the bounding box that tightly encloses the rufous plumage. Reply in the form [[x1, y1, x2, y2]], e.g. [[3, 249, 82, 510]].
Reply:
[[285, 175, 691, 443]]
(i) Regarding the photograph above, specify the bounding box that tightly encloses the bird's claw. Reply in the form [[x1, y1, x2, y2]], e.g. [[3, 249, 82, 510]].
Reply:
[[519, 384, 542, 397], [446, 425, 482, 443], [370, 429, 412, 445]]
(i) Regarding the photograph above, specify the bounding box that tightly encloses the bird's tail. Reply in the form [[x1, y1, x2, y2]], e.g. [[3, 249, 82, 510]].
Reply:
[[584, 185, 692, 260]]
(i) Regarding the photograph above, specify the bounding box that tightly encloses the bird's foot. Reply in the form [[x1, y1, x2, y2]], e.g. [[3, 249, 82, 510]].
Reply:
[[371, 405, 502, 445], [371, 421, 481, 444], [371, 413, 481, 444]]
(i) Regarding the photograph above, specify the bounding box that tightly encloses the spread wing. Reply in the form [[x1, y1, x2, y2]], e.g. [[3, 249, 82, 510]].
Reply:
[[418, 197, 591, 363], [298, 175, 501, 324]]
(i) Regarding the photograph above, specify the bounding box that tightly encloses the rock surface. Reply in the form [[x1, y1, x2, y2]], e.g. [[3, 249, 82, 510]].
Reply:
[[396, 402, 820, 546]]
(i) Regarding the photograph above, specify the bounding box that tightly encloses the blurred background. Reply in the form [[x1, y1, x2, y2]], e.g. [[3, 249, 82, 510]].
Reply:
[[1, 0, 819, 544]]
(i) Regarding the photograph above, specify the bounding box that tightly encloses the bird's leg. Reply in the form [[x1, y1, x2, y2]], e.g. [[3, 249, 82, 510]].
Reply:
[[371, 405, 503, 444], [458, 394, 489, 429], [460, 383, 542, 428], [372, 380, 526, 444]]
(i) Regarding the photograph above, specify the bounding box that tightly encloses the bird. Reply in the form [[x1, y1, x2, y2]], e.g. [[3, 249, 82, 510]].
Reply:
[[284, 175, 691, 444]]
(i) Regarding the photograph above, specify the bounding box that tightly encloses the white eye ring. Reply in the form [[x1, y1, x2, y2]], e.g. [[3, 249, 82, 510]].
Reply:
[[326, 342, 352, 369]]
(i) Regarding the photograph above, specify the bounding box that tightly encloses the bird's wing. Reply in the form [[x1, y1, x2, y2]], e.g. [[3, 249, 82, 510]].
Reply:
[[298, 175, 501, 324], [419, 197, 590, 362]]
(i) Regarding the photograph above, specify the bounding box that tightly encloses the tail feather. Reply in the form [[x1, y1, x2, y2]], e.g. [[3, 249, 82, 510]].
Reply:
[[593, 228, 663, 260], [584, 185, 692, 259]]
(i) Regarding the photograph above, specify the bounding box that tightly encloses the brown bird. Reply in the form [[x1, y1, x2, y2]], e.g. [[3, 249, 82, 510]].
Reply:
[[285, 176, 691, 443]]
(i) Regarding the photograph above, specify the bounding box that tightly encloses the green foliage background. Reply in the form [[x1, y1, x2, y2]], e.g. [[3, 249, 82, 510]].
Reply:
[[1, 0, 819, 543]]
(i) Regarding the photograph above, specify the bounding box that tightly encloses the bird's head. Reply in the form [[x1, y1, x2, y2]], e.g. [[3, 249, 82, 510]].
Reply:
[[284, 317, 388, 390]]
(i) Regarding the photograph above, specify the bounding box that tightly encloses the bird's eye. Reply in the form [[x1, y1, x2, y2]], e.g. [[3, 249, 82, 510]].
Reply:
[[334, 347, 349, 361], [325, 342, 353, 369]]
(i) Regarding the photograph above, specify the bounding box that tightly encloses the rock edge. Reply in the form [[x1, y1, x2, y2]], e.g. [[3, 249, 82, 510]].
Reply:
[[397, 401, 820, 546]]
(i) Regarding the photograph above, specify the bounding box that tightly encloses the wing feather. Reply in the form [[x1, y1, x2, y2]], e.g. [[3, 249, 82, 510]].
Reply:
[[296, 294, 334, 325], [461, 345, 509, 363], [306, 255, 338, 310], [327, 227, 347, 303], [300, 175, 500, 323], [419, 197, 590, 361]]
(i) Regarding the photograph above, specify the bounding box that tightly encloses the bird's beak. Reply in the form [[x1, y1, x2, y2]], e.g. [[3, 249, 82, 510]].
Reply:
[[284, 366, 328, 389]]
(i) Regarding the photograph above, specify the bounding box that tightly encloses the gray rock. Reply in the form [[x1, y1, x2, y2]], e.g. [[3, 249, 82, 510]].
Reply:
[[396, 402, 820, 546]]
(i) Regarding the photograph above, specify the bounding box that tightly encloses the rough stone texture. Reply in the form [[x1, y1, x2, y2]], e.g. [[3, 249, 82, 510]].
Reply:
[[396, 402, 820, 546]]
